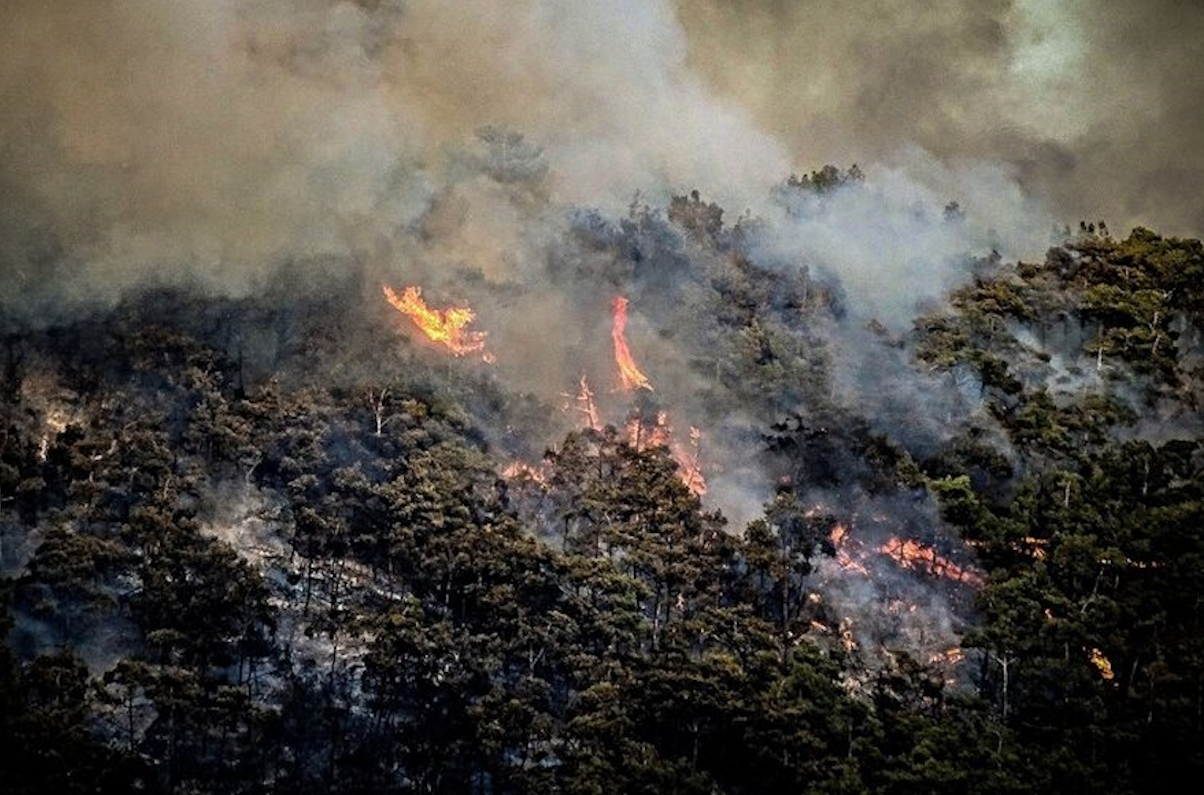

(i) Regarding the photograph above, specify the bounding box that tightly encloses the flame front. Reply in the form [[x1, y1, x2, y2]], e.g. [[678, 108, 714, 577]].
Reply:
[[829, 524, 870, 575], [879, 537, 984, 586], [502, 461, 549, 485], [624, 411, 707, 496], [383, 284, 488, 358], [673, 426, 707, 497], [611, 296, 652, 391]]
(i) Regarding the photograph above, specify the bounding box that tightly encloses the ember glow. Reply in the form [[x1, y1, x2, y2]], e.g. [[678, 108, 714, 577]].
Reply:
[[929, 647, 966, 666], [623, 411, 707, 496], [383, 284, 489, 359], [561, 375, 602, 431], [1090, 648, 1115, 680], [626, 410, 672, 449], [501, 461, 549, 485], [611, 296, 653, 391], [879, 537, 984, 587], [673, 426, 708, 497], [829, 524, 870, 576]]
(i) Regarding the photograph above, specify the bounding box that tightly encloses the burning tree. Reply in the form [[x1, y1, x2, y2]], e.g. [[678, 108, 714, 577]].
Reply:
[[382, 284, 489, 359], [611, 296, 653, 392]]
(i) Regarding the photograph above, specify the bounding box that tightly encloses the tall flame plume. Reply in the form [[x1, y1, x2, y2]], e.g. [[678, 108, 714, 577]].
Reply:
[[383, 284, 489, 359], [611, 296, 653, 391]]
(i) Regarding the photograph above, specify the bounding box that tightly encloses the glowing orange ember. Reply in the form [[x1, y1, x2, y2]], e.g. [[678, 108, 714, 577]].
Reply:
[[383, 284, 488, 358], [1020, 536, 1047, 560], [830, 524, 870, 575], [611, 296, 652, 391], [839, 619, 858, 652], [928, 647, 965, 666], [622, 411, 707, 496], [879, 537, 984, 586], [502, 461, 549, 484], [672, 426, 707, 497], [1090, 648, 1114, 680], [627, 410, 671, 449]]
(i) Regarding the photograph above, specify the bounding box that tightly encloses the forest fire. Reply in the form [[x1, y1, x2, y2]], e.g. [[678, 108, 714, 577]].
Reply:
[[828, 522, 983, 588], [626, 410, 672, 449], [1090, 648, 1115, 680], [383, 284, 489, 359], [611, 296, 653, 391], [878, 537, 984, 587], [673, 426, 707, 496], [829, 524, 871, 576], [501, 461, 549, 485], [624, 411, 708, 496], [561, 375, 602, 431], [929, 647, 966, 666]]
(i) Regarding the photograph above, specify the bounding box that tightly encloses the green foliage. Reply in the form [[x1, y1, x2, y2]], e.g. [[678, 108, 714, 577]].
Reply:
[[2, 200, 1202, 794]]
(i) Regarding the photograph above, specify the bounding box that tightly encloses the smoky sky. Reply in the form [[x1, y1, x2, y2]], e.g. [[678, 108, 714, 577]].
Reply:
[[678, 0, 1204, 238], [0, 0, 1200, 314]]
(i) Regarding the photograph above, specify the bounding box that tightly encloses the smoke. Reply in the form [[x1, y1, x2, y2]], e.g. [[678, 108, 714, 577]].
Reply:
[[0, 0, 1063, 519], [4, 1, 1108, 681], [0, 0, 794, 315], [677, 0, 1204, 238], [4, 0, 1199, 326], [750, 149, 1049, 328]]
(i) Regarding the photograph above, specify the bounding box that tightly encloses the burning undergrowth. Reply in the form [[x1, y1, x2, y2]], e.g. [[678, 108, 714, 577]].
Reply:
[[343, 166, 1004, 680], [5, 0, 1175, 719], [807, 495, 982, 686]]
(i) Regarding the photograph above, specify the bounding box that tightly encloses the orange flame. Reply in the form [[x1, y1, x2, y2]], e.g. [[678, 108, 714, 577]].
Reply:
[[383, 284, 489, 358], [561, 375, 602, 431], [626, 410, 671, 449], [839, 618, 858, 652], [1089, 648, 1115, 680], [928, 646, 965, 666], [611, 296, 652, 391], [502, 461, 549, 485], [1020, 536, 1047, 560], [672, 426, 707, 497], [623, 411, 707, 496], [829, 524, 870, 575], [879, 537, 984, 587]]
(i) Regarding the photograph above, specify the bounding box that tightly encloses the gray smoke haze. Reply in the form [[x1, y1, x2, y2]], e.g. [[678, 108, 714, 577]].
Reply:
[[678, 0, 1204, 238], [752, 148, 1048, 328], [0, 1, 1047, 672], [0, 1, 1075, 500], [4, 0, 1200, 318], [0, 0, 792, 311]]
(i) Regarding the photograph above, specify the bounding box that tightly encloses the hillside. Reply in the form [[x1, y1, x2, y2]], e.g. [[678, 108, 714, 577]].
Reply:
[[3, 176, 1202, 793]]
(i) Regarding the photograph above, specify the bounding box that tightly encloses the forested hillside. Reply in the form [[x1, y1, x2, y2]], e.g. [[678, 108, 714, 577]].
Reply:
[[3, 174, 1202, 793]]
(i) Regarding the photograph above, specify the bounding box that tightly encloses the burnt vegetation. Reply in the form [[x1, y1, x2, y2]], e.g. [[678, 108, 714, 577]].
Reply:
[[3, 179, 1204, 795]]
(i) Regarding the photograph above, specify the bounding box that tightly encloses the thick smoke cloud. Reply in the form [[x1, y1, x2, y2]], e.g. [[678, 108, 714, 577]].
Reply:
[[0, 0, 1032, 668], [3, 0, 1200, 319], [0, 0, 790, 312], [678, 0, 1204, 238]]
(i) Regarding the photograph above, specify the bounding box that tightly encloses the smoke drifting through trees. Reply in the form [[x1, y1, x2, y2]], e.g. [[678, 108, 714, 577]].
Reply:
[[0, 0, 1194, 699], [0, 1, 1066, 679], [2, 0, 1060, 317], [679, 0, 1204, 238]]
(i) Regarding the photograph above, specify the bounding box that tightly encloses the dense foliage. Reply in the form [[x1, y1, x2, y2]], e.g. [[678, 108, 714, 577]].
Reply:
[[2, 182, 1202, 793]]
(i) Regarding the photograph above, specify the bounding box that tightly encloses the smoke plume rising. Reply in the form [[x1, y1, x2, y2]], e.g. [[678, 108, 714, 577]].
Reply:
[[0, 0, 793, 314], [678, 0, 1204, 238]]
